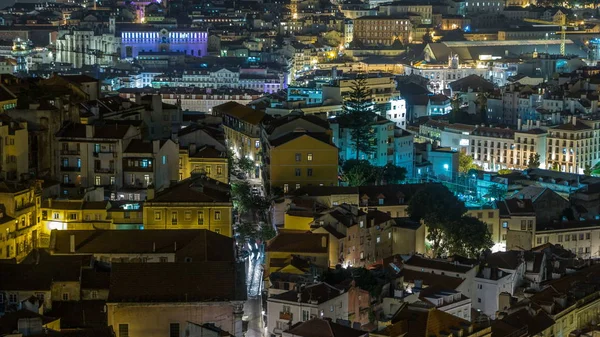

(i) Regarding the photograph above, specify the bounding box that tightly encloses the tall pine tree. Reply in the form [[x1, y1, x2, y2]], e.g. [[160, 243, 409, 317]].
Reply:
[[341, 77, 377, 160]]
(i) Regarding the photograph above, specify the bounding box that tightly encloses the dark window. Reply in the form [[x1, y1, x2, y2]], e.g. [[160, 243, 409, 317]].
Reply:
[[170, 323, 180, 337], [119, 324, 129, 337]]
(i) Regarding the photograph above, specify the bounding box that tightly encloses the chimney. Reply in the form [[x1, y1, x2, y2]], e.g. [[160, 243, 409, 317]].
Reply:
[[517, 118, 522, 131], [69, 234, 75, 253], [536, 120, 540, 128], [152, 242, 156, 252], [572, 116, 577, 126]]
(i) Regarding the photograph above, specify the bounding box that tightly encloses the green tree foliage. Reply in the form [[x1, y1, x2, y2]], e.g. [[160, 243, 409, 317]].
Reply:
[[528, 153, 541, 169], [449, 94, 461, 123], [476, 92, 488, 123], [236, 156, 254, 174], [407, 184, 467, 257], [446, 216, 493, 258], [235, 222, 257, 241], [458, 152, 480, 174], [231, 181, 253, 213], [551, 162, 560, 171], [342, 160, 378, 186], [381, 163, 407, 184], [497, 169, 513, 175], [422, 28, 433, 44], [259, 223, 277, 241], [487, 184, 507, 201], [584, 164, 592, 176], [341, 77, 377, 160]]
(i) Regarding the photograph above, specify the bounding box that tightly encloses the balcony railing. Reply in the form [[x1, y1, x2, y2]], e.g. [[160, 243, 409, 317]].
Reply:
[[279, 312, 293, 320], [60, 166, 81, 172], [60, 150, 80, 155], [95, 168, 115, 174], [123, 165, 153, 172]]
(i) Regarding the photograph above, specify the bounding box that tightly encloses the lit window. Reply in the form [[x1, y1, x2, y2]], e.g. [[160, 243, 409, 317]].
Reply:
[[154, 211, 161, 220], [214, 211, 221, 220], [307, 153, 313, 161]]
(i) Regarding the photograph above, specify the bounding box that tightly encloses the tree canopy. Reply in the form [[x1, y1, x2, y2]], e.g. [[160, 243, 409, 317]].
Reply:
[[458, 152, 481, 174], [407, 184, 469, 257], [341, 160, 407, 186], [528, 153, 540, 169], [341, 77, 377, 160], [446, 216, 493, 257]]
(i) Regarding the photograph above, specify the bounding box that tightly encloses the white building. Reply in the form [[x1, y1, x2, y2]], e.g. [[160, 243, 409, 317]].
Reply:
[[266, 283, 347, 336], [387, 98, 407, 129]]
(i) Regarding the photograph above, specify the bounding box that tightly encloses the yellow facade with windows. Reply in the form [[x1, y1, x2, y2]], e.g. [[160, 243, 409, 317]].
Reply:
[[266, 134, 338, 193], [0, 182, 41, 262], [40, 200, 112, 232], [179, 149, 228, 184], [142, 203, 232, 237]]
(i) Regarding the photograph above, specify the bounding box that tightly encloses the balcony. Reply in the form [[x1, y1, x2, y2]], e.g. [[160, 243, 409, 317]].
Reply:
[[60, 166, 81, 172], [60, 150, 80, 155], [279, 312, 293, 320], [123, 165, 153, 172], [95, 168, 115, 174]]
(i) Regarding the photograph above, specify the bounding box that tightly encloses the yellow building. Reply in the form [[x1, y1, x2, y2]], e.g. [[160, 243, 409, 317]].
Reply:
[[217, 101, 265, 179], [265, 231, 329, 275], [143, 175, 233, 237], [40, 199, 112, 231], [179, 145, 228, 184], [0, 180, 41, 262], [264, 132, 338, 193]]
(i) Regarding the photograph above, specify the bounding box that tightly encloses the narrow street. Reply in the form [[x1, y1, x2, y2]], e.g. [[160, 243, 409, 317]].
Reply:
[[244, 244, 265, 337]]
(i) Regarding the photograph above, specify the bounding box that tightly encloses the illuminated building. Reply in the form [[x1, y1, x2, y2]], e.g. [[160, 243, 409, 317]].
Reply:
[[546, 116, 600, 174], [0, 181, 40, 262], [120, 28, 208, 59], [143, 174, 233, 237]]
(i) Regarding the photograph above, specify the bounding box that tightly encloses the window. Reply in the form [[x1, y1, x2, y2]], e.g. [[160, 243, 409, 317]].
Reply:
[[295, 168, 301, 177], [162, 155, 167, 164], [69, 213, 77, 220], [580, 234, 585, 240], [214, 211, 221, 220], [359, 220, 364, 228], [63, 174, 69, 184], [171, 212, 178, 224], [283, 305, 291, 313], [284, 184, 289, 193], [295, 183, 300, 190], [586, 233, 591, 240], [95, 176, 101, 185], [307, 168, 313, 176], [502, 221, 508, 228], [302, 309, 310, 321], [36, 293, 44, 303], [184, 211, 191, 221], [477, 212, 482, 219], [478, 284, 483, 289], [62, 293, 69, 301], [110, 176, 115, 185], [295, 153, 301, 162], [169, 323, 180, 337], [160, 257, 168, 262], [91, 290, 98, 299], [8, 293, 17, 303], [154, 211, 162, 220], [307, 153, 313, 161], [565, 235, 570, 242], [528, 220, 533, 230], [521, 220, 526, 230], [255, 140, 260, 148], [558, 235, 563, 242], [198, 211, 204, 224], [572, 234, 577, 241], [376, 236, 381, 243], [217, 166, 223, 175], [536, 237, 542, 244], [53, 213, 60, 220], [118, 324, 129, 337], [488, 212, 494, 218]]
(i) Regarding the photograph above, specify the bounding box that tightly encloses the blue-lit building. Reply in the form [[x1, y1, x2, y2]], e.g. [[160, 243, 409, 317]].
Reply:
[[120, 28, 208, 59], [287, 86, 323, 105]]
